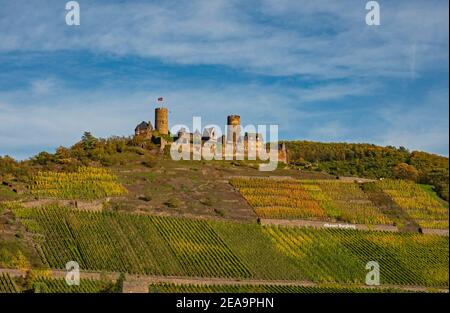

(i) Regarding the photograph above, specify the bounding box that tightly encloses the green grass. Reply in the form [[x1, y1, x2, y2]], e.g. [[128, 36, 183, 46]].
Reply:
[[0, 185, 20, 201], [419, 184, 448, 204]]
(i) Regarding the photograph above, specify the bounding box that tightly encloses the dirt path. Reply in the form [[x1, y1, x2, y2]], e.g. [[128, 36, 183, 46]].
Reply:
[[422, 228, 449, 236], [337, 176, 376, 183], [21, 199, 104, 211], [1, 267, 447, 293], [260, 218, 448, 236], [225, 175, 296, 180], [260, 219, 399, 232]]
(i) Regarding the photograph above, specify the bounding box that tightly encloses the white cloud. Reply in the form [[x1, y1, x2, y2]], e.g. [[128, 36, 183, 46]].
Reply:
[[377, 88, 449, 155], [30, 78, 57, 95], [0, 0, 447, 78], [307, 121, 349, 140]]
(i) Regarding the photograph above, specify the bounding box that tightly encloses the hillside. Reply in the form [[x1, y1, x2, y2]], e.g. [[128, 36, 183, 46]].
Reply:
[[284, 141, 449, 201], [0, 133, 448, 293]]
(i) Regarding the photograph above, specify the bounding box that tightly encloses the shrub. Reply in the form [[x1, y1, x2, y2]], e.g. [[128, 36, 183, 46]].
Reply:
[[393, 163, 419, 181], [214, 208, 225, 217], [164, 198, 182, 208], [200, 197, 214, 206]]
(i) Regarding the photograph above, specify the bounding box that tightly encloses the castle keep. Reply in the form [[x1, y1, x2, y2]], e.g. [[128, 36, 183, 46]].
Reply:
[[155, 107, 169, 135]]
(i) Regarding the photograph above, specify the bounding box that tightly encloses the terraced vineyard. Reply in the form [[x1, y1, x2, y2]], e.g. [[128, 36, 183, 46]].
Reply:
[[230, 178, 326, 219], [13, 205, 449, 287], [148, 282, 411, 293], [264, 226, 448, 287], [30, 277, 114, 293], [14, 205, 253, 278], [230, 178, 390, 224], [376, 180, 449, 229], [30, 166, 127, 200], [231, 178, 449, 228], [0, 273, 18, 293], [301, 180, 391, 224]]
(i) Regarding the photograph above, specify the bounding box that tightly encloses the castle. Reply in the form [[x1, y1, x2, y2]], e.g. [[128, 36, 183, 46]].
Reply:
[[134, 103, 288, 163], [134, 107, 168, 139]]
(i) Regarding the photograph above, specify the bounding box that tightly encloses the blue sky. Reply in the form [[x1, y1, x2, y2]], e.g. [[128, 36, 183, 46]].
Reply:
[[0, 0, 448, 160]]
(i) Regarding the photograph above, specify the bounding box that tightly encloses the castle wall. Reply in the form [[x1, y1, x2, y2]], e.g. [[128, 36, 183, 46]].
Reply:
[[135, 128, 153, 139]]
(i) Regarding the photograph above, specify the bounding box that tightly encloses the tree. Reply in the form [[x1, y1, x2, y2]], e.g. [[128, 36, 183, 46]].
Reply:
[[32, 151, 55, 166], [81, 132, 97, 150], [423, 168, 449, 201], [393, 163, 419, 181]]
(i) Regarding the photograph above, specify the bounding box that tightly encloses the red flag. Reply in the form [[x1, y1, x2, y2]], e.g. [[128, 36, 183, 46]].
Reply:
[[157, 97, 163, 101]]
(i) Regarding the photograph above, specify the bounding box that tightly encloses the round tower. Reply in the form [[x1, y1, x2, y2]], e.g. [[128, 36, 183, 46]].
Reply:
[[227, 115, 241, 143], [227, 115, 240, 127], [155, 107, 169, 135]]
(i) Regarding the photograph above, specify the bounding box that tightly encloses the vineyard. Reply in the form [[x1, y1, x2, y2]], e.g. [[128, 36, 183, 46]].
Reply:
[[376, 180, 449, 229], [13, 205, 252, 278], [230, 178, 390, 224], [12, 205, 449, 287], [0, 274, 114, 293], [30, 167, 127, 200], [0, 273, 18, 293], [230, 178, 326, 220], [300, 180, 391, 225], [263, 226, 448, 287], [148, 282, 411, 293], [30, 277, 114, 293], [230, 178, 449, 228]]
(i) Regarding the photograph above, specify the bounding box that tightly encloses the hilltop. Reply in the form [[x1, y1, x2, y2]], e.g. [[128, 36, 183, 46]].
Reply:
[[1, 133, 448, 202]]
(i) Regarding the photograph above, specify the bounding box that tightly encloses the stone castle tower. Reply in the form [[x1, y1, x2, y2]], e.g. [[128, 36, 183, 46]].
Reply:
[[227, 115, 241, 143], [155, 107, 169, 135]]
